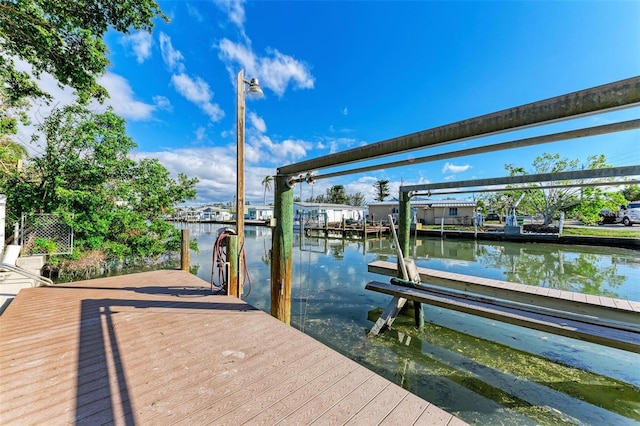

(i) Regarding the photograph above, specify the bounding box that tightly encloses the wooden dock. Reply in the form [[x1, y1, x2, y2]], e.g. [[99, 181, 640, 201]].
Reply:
[[302, 225, 389, 239], [0, 270, 465, 425]]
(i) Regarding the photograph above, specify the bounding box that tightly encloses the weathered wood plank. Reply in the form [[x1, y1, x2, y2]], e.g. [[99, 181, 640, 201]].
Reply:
[[343, 383, 409, 425], [310, 373, 390, 424], [245, 357, 361, 425], [277, 368, 375, 424], [378, 392, 431, 425], [210, 349, 341, 425]]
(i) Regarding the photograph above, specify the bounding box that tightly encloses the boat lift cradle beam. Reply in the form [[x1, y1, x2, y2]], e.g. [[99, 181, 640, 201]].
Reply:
[[270, 76, 640, 324]]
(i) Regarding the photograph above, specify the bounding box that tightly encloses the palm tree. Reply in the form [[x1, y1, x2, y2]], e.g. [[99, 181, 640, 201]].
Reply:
[[262, 175, 273, 205]]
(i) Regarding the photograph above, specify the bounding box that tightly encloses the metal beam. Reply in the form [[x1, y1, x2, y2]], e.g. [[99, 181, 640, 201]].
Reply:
[[279, 76, 640, 175], [410, 179, 640, 197], [401, 165, 640, 193], [312, 119, 640, 181]]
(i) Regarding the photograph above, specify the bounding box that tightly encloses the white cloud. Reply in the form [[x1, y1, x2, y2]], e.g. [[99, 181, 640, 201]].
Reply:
[[171, 73, 224, 122], [14, 59, 162, 155], [215, 0, 246, 29], [315, 137, 358, 154], [135, 145, 283, 204], [342, 107, 349, 115], [136, 147, 237, 201], [218, 39, 314, 97], [194, 127, 206, 142], [159, 32, 185, 73], [121, 31, 153, 63], [159, 33, 223, 122], [247, 134, 311, 164], [248, 111, 267, 133], [96, 73, 157, 120], [152, 95, 172, 111], [186, 3, 205, 22], [442, 162, 470, 174]]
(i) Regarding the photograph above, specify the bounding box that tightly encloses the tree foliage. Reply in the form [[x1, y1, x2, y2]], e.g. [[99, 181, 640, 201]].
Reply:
[[304, 185, 367, 206], [349, 192, 365, 207], [0, 0, 167, 104], [621, 185, 640, 202], [0, 0, 167, 145], [568, 187, 626, 226], [373, 179, 390, 202], [325, 185, 349, 204], [2, 105, 197, 259], [504, 153, 612, 225]]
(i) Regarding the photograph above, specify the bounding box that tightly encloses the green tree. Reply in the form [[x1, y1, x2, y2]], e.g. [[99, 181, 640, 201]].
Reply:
[[326, 185, 349, 204], [621, 185, 640, 202], [0, 138, 27, 174], [373, 179, 390, 202], [504, 153, 611, 225], [0, 0, 167, 143], [0, 84, 30, 176], [349, 192, 366, 207], [0, 0, 166, 104], [569, 188, 626, 226], [261, 175, 273, 205], [3, 104, 198, 258]]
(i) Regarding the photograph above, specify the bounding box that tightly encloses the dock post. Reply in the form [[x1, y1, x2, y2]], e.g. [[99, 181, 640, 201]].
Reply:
[[363, 218, 367, 242], [271, 174, 294, 323], [414, 302, 424, 329], [227, 235, 239, 297], [399, 191, 424, 327], [180, 229, 190, 272], [398, 190, 411, 269]]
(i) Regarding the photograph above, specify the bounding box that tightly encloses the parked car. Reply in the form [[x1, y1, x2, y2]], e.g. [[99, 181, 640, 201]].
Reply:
[[599, 209, 617, 224], [619, 201, 640, 226], [599, 202, 640, 226], [485, 213, 501, 221]]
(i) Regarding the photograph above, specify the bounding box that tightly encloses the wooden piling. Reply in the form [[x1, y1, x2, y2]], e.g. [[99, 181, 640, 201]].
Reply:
[[271, 174, 294, 323], [180, 229, 190, 271], [227, 235, 239, 297]]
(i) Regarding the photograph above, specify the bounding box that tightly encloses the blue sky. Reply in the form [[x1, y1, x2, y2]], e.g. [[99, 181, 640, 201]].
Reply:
[[22, 0, 640, 205]]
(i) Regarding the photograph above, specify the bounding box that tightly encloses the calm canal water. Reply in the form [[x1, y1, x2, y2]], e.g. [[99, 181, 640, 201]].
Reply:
[[178, 222, 640, 425]]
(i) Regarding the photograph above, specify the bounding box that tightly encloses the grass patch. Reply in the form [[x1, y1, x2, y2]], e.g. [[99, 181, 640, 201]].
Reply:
[[419, 224, 640, 238], [562, 227, 640, 238]]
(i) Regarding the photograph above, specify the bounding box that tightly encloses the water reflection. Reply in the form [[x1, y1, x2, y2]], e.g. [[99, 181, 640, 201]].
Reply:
[[179, 223, 640, 425], [363, 237, 638, 301]]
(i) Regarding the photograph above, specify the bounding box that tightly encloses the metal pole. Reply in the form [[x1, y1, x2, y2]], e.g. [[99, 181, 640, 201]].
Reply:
[[235, 70, 245, 298], [271, 174, 294, 323], [311, 119, 640, 181]]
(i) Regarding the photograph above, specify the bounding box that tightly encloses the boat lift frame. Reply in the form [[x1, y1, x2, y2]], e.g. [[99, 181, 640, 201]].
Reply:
[[270, 76, 640, 324]]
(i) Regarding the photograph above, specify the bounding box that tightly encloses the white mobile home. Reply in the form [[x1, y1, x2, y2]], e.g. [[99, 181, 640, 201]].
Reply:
[[368, 199, 477, 225], [247, 205, 274, 221], [294, 202, 365, 225]]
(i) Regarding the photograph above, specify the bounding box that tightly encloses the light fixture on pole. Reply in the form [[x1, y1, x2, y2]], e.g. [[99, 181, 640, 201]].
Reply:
[[235, 69, 263, 298]]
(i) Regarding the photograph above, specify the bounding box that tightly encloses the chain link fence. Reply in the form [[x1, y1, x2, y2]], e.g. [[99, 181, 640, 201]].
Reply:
[[21, 214, 74, 255]]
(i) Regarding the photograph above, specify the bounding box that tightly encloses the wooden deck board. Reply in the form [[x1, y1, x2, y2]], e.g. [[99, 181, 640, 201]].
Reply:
[[0, 269, 463, 425]]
